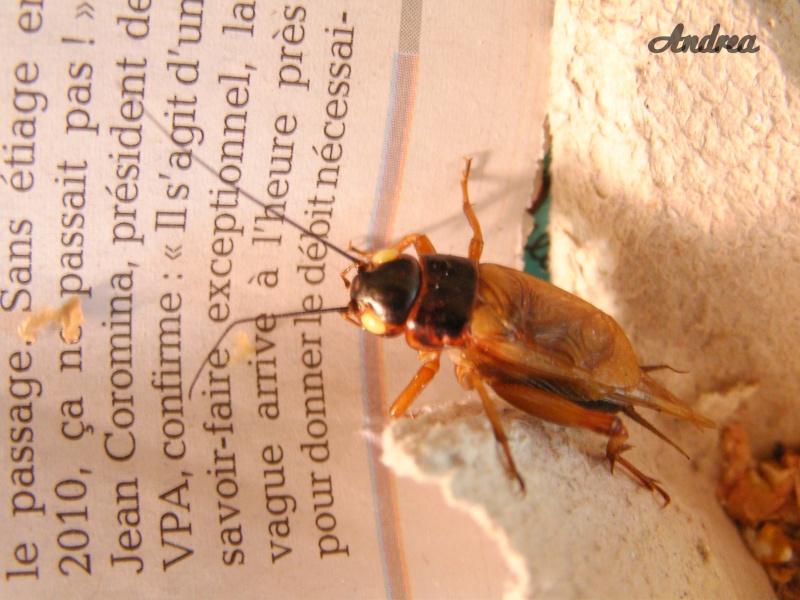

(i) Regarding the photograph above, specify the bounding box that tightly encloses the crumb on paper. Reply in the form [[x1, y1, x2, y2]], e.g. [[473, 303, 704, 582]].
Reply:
[[19, 296, 84, 344], [718, 424, 800, 599], [230, 330, 257, 364]]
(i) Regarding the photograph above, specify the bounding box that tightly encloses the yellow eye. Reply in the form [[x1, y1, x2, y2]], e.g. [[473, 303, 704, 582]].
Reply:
[[370, 248, 399, 265], [360, 307, 387, 335]]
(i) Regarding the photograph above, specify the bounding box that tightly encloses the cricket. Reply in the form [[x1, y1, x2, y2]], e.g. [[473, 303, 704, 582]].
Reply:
[[169, 114, 715, 506]]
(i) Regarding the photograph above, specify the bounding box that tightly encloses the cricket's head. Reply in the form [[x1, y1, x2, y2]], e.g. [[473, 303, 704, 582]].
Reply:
[[345, 249, 421, 337]]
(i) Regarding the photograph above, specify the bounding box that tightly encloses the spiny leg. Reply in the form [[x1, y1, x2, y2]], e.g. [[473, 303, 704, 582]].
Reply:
[[490, 381, 671, 506], [461, 158, 484, 261], [389, 350, 441, 418], [457, 365, 525, 491]]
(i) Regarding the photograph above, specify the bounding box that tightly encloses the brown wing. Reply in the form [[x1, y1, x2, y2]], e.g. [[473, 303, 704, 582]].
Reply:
[[466, 264, 713, 426]]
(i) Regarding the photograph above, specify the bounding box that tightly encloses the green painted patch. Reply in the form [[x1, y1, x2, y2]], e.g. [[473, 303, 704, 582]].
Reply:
[[523, 152, 551, 281]]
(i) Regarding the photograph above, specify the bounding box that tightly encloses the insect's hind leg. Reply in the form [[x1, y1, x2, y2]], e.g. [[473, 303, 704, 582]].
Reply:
[[490, 381, 671, 506], [461, 159, 484, 261]]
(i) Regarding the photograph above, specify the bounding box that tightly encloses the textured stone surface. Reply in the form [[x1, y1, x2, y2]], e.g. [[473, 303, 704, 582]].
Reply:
[[548, 0, 800, 455], [385, 396, 773, 598]]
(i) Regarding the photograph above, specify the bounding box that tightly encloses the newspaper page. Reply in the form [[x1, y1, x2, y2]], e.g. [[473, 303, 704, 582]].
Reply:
[[0, 0, 550, 597]]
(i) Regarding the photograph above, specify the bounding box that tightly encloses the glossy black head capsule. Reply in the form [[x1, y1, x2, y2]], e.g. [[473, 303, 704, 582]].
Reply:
[[348, 253, 421, 337]]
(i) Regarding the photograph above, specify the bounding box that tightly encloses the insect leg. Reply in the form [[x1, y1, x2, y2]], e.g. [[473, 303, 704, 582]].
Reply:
[[461, 158, 484, 261], [490, 382, 671, 505], [388, 233, 437, 256], [339, 235, 437, 289], [456, 364, 525, 491], [340, 262, 359, 287], [344, 234, 437, 273], [389, 350, 442, 418]]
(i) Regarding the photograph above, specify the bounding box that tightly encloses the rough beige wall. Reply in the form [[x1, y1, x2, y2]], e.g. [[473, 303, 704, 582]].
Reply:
[[549, 1, 800, 455]]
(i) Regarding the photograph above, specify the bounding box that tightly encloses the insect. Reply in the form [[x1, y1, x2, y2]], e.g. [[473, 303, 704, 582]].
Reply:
[[176, 124, 715, 505]]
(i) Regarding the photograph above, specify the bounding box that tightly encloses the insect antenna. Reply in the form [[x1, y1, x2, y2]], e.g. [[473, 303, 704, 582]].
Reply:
[[188, 306, 349, 400], [144, 109, 361, 264], [144, 110, 362, 399]]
